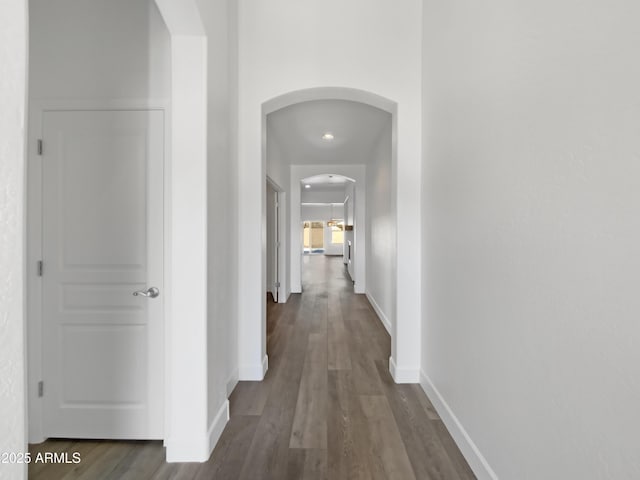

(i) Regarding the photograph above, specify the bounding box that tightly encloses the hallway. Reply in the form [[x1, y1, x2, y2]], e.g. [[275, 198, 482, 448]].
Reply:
[[224, 255, 475, 479], [28, 256, 474, 479]]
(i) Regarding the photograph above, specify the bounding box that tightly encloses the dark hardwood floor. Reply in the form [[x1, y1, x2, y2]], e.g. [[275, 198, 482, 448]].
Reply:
[[29, 255, 475, 479]]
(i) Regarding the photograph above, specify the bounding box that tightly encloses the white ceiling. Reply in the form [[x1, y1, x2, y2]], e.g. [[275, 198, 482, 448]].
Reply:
[[301, 175, 352, 205], [267, 99, 391, 166], [302, 174, 353, 186]]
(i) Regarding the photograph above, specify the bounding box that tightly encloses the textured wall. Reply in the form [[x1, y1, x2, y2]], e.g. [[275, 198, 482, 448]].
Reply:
[[422, 0, 640, 478], [0, 1, 27, 479]]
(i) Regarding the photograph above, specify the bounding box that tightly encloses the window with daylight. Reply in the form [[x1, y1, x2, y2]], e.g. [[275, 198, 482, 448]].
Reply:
[[331, 222, 344, 244]]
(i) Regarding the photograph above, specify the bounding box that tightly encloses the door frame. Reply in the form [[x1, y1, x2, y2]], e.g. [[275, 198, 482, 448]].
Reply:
[[26, 99, 171, 443], [266, 176, 285, 304]]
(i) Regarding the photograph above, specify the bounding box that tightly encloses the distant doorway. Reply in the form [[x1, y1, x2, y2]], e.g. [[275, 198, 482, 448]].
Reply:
[[266, 179, 281, 302]]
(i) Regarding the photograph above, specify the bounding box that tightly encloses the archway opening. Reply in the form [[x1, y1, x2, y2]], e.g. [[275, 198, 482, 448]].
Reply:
[[300, 174, 355, 286], [256, 87, 397, 382]]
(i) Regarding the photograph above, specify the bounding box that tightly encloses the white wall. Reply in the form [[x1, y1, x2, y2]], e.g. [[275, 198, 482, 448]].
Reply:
[[344, 182, 355, 227], [422, 1, 640, 478], [30, 0, 170, 100], [365, 122, 394, 335], [301, 204, 332, 221], [301, 188, 347, 204], [238, 0, 423, 383], [0, 2, 27, 479], [156, 0, 238, 460], [266, 123, 290, 193], [195, 0, 237, 458], [164, 34, 209, 461]]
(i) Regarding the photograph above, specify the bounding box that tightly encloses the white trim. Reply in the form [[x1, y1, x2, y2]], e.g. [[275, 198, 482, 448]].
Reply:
[[366, 292, 391, 335], [238, 354, 269, 381], [226, 369, 239, 397], [389, 356, 420, 383], [26, 103, 45, 444], [165, 400, 229, 463], [208, 400, 230, 455], [300, 202, 345, 206], [262, 86, 396, 116], [420, 371, 499, 480], [29, 97, 170, 111], [26, 99, 170, 444]]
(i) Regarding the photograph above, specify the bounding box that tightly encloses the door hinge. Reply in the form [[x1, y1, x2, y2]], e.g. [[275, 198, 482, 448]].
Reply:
[[275, 281, 281, 288], [37, 260, 44, 276], [38, 381, 44, 397], [37, 139, 43, 155]]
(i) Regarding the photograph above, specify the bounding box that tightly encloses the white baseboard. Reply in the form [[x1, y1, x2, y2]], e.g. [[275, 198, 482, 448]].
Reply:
[[166, 436, 210, 462], [365, 292, 391, 335], [278, 290, 291, 304], [420, 371, 498, 480], [165, 400, 229, 463], [389, 356, 420, 383], [238, 354, 268, 381], [208, 400, 230, 454], [226, 368, 239, 397]]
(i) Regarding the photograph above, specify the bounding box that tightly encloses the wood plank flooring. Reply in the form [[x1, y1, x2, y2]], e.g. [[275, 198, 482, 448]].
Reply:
[[29, 255, 475, 479]]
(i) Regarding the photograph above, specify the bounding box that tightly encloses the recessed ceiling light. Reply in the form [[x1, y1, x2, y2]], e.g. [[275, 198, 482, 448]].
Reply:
[[322, 133, 334, 141], [305, 184, 311, 189]]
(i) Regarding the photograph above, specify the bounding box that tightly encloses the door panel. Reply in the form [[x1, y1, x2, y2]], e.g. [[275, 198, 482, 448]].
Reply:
[[42, 110, 164, 439]]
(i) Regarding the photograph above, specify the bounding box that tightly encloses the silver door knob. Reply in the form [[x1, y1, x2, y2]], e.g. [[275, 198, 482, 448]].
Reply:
[[133, 287, 160, 298]]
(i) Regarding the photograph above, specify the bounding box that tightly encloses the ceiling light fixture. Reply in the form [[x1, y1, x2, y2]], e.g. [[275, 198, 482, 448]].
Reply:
[[322, 132, 334, 141], [305, 184, 311, 189]]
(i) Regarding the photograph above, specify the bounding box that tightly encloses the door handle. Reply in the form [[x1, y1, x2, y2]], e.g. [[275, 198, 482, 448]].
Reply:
[[133, 287, 160, 298]]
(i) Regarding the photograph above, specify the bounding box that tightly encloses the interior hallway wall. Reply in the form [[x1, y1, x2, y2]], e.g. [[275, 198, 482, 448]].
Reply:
[[365, 120, 394, 335], [422, 1, 640, 478], [194, 0, 239, 447], [29, 0, 170, 100], [301, 187, 347, 204], [0, 1, 28, 479]]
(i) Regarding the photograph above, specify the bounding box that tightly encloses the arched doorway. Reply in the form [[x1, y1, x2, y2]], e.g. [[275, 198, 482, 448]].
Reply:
[[236, 87, 402, 382]]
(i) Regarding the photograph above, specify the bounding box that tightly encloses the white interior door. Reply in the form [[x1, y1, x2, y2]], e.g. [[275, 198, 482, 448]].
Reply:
[[41, 109, 164, 439]]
